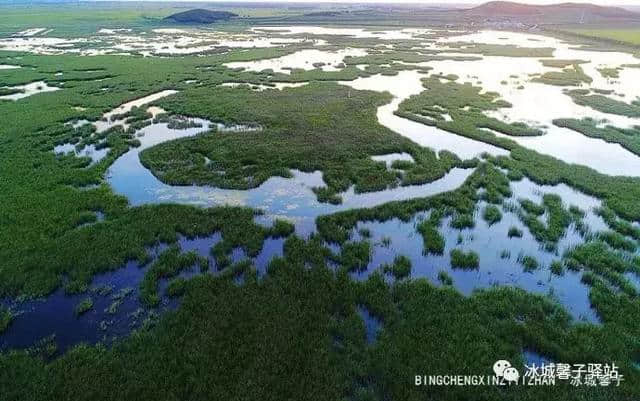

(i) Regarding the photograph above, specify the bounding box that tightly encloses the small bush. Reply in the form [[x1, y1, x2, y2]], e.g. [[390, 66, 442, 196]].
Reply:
[[508, 226, 523, 238], [483, 205, 502, 225], [417, 221, 445, 255], [550, 260, 565, 276], [519, 255, 539, 272], [383, 255, 412, 279], [341, 241, 371, 272], [270, 219, 295, 238], [450, 214, 475, 230], [437, 270, 453, 285], [450, 249, 479, 270], [74, 298, 93, 316], [0, 306, 13, 333]]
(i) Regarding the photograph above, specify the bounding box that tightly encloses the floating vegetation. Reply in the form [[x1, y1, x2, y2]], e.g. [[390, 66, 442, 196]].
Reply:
[[450, 214, 475, 230], [0, 306, 13, 334], [397, 76, 542, 139], [550, 260, 565, 276], [450, 249, 479, 270], [382, 255, 412, 279], [531, 64, 593, 86], [340, 241, 371, 272], [140, 246, 206, 306], [598, 231, 637, 252], [565, 89, 640, 118], [437, 270, 453, 285], [554, 117, 640, 157], [508, 226, 523, 238], [517, 194, 574, 247], [482, 205, 502, 225], [417, 220, 445, 255], [597, 67, 621, 79], [74, 298, 93, 316], [518, 254, 540, 272]]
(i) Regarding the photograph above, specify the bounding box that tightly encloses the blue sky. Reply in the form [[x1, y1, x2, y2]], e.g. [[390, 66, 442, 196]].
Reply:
[[91, 1, 639, 5]]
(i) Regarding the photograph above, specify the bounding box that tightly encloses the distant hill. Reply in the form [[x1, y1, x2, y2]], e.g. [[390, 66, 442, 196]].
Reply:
[[164, 9, 238, 24], [303, 11, 345, 17], [464, 1, 640, 22]]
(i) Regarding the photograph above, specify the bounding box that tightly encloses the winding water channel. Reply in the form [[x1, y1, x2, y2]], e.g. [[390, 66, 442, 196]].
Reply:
[[4, 27, 640, 353]]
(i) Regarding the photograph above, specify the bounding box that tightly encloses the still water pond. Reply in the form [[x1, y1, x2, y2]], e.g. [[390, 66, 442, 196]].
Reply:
[[5, 27, 640, 353]]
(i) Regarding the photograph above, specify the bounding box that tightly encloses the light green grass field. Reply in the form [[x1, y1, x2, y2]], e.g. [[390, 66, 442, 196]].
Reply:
[[0, 3, 300, 37], [568, 28, 640, 46]]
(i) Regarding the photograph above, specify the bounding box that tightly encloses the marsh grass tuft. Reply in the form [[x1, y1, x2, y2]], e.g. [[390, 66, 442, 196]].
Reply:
[[450, 249, 479, 270], [74, 298, 93, 316], [382, 255, 412, 279]]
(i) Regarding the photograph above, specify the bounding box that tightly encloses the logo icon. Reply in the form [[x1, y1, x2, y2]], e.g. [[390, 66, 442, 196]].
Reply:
[[493, 360, 520, 384]]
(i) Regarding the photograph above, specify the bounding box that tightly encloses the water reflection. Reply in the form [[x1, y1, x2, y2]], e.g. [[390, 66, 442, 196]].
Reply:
[[0, 80, 59, 101], [339, 71, 510, 159], [348, 177, 606, 323], [225, 48, 367, 74]]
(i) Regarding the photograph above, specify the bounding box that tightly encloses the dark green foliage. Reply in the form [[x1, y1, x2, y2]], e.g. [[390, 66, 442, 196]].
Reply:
[[0, 306, 13, 333], [495, 147, 640, 222], [568, 205, 586, 219], [142, 83, 457, 203], [518, 194, 573, 247], [0, 49, 328, 298], [416, 220, 445, 255], [166, 277, 188, 297], [0, 87, 24, 96], [593, 88, 614, 95], [519, 199, 545, 216], [566, 89, 640, 117], [397, 76, 542, 142], [211, 240, 231, 269], [391, 74, 640, 224], [269, 219, 295, 238], [450, 214, 475, 230], [437, 270, 453, 285], [3, 18, 640, 400], [508, 226, 523, 238], [164, 9, 237, 23], [566, 242, 632, 280], [473, 162, 512, 203], [74, 298, 93, 316], [483, 205, 502, 225], [2, 235, 640, 399], [518, 255, 539, 272], [382, 255, 412, 279], [598, 231, 637, 252], [140, 246, 200, 307], [316, 162, 494, 244], [554, 117, 640, 157], [450, 249, 479, 270], [596, 207, 640, 241], [344, 51, 480, 66], [358, 228, 371, 238], [550, 260, 565, 276], [340, 241, 371, 272], [390, 159, 414, 170], [1, 260, 369, 401]]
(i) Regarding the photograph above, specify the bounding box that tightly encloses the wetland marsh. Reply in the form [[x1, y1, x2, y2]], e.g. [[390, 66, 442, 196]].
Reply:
[[2, 2, 640, 399]]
